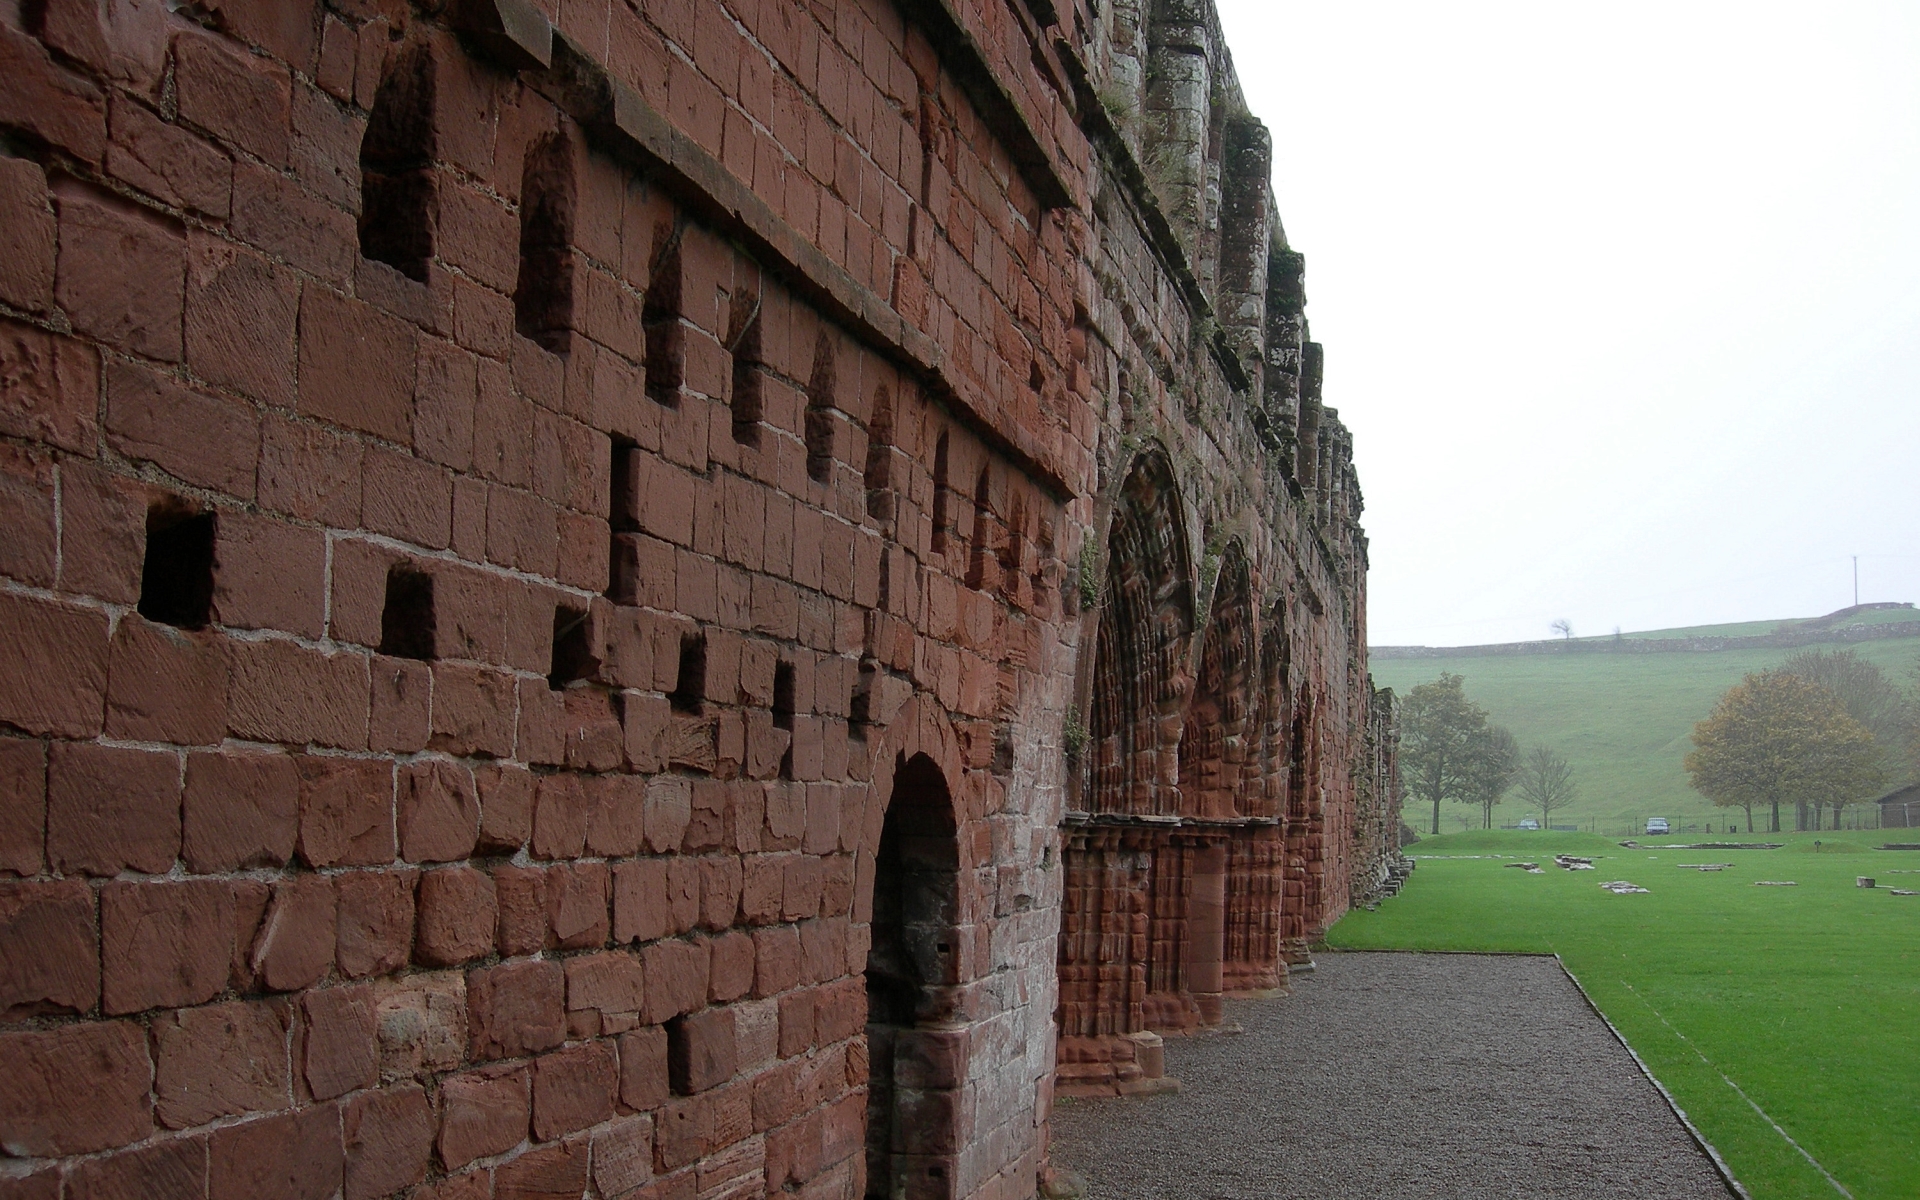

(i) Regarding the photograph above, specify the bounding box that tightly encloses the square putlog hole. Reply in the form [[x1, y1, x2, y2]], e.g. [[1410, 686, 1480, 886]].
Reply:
[[668, 631, 707, 713], [548, 604, 598, 689], [378, 565, 436, 660], [138, 500, 215, 630]]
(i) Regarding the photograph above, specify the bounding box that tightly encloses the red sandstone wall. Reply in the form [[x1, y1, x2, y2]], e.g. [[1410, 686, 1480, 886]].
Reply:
[[0, 2, 1083, 1198], [0, 0, 1389, 1195], [1050, 0, 1383, 1091]]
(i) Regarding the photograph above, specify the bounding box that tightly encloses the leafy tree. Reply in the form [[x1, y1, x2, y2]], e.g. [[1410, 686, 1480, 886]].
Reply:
[[1781, 648, 1914, 827], [1516, 745, 1578, 828], [1401, 673, 1500, 835], [1462, 724, 1518, 829], [1684, 671, 1886, 833], [1780, 648, 1915, 825]]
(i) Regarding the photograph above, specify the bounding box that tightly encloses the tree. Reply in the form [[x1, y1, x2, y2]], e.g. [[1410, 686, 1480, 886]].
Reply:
[[1550, 618, 1573, 640], [1462, 724, 1518, 829], [1401, 673, 1496, 835], [1516, 745, 1578, 828], [1684, 671, 1886, 834], [1780, 648, 1915, 827]]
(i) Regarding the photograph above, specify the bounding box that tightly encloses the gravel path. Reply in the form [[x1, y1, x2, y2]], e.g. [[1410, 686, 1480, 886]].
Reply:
[[1049, 952, 1734, 1200]]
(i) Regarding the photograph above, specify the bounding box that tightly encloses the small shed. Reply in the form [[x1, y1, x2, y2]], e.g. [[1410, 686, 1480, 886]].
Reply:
[[1877, 782, 1920, 829]]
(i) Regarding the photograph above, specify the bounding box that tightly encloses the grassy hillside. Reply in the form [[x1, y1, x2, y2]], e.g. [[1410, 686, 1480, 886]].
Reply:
[[1611, 604, 1919, 641], [1371, 630, 1920, 837]]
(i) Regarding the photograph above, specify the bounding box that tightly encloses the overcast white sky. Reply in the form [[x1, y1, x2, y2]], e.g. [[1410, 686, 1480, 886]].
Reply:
[[1213, 2, 1920, 646]]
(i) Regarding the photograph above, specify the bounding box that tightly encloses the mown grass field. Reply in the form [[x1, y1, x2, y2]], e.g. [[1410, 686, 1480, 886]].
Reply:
[[1330, 829, 1920, 1200], [1370, 633, 1920, 836]]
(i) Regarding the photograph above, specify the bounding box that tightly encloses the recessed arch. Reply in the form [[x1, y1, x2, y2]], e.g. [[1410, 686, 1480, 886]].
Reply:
[[1224, 598, 1291, 993], [1179, 542, 1253, 819], [1251, 601, 1292, 822], [1280, 683, 1321, 964], [1088, 449, 1196, 816]]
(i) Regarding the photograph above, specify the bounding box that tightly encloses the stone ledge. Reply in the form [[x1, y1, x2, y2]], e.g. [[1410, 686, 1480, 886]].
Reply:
[[450, 0, 1078, 500], [895, 0, 1080, 212]]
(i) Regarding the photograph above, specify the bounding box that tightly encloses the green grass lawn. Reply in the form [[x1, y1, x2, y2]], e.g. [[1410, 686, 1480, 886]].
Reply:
[[1330, 830, 1920, 1200], [1371, 636, 1920, 836]]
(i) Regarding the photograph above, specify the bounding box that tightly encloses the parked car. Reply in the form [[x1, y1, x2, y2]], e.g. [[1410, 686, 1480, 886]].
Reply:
[[1517, 819, 1540, 830], [1646, 817, 1670, 835]]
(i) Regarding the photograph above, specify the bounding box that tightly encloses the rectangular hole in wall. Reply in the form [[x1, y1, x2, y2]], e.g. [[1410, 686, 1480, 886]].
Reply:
[[1001, 490, 1026, 581], [358, 39, 436, 282], [668, 630, 707, 713], [548, 604, 598, 689], [609, 439, 639, 534], [864, 383, 894, 522], [378, 565, 436, 660], [513, 129, 576, 353], [607, 439, 639, 603], [138, 499, 215, 630], [931, 430, 951, 554], [849, 663, 874, 742], [965, 466, 992, 590], [804, 332, 836, 484], [772, 659, 795, 777], [644, 228, 684, 407], [728, 288, 763, 447]]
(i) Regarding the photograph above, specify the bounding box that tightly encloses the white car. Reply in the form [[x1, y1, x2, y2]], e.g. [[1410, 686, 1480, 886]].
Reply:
[[1517, 819, 1540, 830], [1645, 817, 1670, 835]]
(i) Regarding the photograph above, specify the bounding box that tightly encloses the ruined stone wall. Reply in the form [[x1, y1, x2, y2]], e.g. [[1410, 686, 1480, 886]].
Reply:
[[1051, 0, 1385, 1095], [0, 1, 1388, 1197]]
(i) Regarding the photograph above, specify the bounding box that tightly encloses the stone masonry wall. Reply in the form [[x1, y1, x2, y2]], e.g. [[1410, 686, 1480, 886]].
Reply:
[[0, 1, 1390, 1198], [1051, 0, 1388, 1096]]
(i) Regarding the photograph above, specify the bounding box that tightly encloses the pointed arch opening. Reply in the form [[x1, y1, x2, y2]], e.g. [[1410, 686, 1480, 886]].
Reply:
[[1088, 450, 1195, 817], [1179, 543, 1253, 819]]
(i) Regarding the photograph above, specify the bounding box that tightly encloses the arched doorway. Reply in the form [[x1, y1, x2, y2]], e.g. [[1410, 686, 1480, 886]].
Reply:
[[866, 752, 962, 1199]]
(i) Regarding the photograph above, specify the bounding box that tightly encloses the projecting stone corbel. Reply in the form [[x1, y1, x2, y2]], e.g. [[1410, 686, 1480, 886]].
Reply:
[[448, 0, 551, 70]]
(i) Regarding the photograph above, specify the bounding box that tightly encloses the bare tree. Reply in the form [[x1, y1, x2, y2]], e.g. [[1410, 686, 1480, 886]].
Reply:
[[1516, 745, 1577, 828], [1550, 618, 1573, 640], [1463, 725, 1519, 830]]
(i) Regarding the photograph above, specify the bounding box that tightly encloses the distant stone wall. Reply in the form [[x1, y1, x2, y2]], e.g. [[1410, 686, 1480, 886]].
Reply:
[[1053, 0, 1385, 1100], [1376, 618, 1920, 660]]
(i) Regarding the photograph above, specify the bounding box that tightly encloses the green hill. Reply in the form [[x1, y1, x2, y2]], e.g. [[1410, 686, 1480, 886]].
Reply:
[[1371, 622, 1920, 838]]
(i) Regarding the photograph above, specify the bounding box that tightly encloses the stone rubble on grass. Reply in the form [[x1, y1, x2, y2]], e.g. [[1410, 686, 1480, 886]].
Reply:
[[1556, 855, 1596, 871], [1677, 863, 1733, 871], [1599, 881, 1649, 894], [1755, 881, 1798, 887], [1623, 841, 1785, 850], [1505, 862, 1544, 873], [1888, 889, 1918, 896]]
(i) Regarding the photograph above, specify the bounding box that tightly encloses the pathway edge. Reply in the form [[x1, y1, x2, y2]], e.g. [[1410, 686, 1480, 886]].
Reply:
[[1551, 954, 1751, 1200]]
